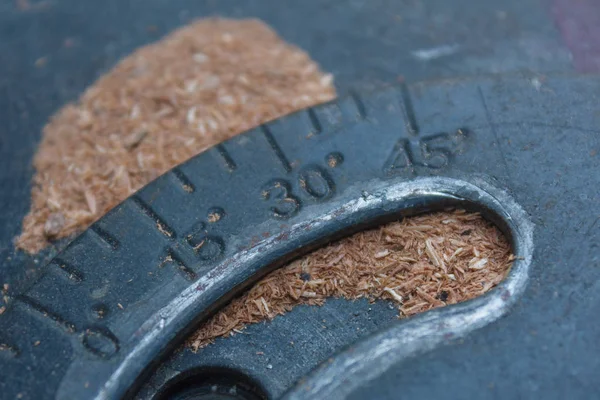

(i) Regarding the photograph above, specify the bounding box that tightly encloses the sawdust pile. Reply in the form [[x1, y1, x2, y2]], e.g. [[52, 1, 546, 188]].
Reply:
[[17, 18, 336, 253], [189, 210, 513, 350]]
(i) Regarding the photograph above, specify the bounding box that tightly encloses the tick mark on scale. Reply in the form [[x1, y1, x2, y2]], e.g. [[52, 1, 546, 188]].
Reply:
[[51, 258, 84, 283], [16, 296, 76, 333], [215, 144, 237, 172], [131, 196, 176, 239], [171, 168, 195, 193], [90, 225, 120, 250], [261, 125, 292, 173]]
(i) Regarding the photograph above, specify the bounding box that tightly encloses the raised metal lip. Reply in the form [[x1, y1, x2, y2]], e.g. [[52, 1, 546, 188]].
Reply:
[[283, 176, 534, 399], [94, 176, 533, 400]]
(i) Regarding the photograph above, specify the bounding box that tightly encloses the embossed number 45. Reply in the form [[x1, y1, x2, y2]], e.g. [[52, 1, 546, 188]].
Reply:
[[384, 129, 468, 174]]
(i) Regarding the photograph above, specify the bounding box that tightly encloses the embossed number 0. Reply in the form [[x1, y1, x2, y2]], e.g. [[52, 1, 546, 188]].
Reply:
[[299, 166, 335, 200]]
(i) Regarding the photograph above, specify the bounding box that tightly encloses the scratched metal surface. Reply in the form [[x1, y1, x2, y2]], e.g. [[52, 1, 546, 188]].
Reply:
[[0, 1, 597, 399]]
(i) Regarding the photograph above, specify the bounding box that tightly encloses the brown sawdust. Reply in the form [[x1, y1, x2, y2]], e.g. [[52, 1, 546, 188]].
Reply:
[[189, 210, 512, 351], [17, 18, 336, 253]]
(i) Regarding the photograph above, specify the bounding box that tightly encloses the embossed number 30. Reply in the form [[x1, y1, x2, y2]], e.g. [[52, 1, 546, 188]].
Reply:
[[261, 179, 302, 219], [261, 167, 335, 219]]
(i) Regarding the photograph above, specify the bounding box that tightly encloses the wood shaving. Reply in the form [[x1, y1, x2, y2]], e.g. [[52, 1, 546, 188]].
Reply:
[[188, 209, 512, 351], [17, 18, 336, 253]]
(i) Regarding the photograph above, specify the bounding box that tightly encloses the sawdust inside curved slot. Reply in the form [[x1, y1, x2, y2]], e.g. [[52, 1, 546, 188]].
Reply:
[[188, 209, 513, 351]]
